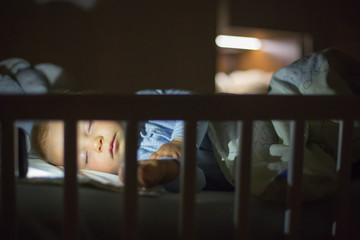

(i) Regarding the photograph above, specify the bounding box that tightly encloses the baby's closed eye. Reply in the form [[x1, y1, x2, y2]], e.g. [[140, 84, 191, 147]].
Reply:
[[79, 150, 90, 168]]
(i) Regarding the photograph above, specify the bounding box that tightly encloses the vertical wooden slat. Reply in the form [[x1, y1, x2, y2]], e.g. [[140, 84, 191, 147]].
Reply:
[[284, 120, 305, 240], [123, 121, 138, 240], [63, 120, 78, 240], [0, 120, 17, 240], [234, 120, 253, 240], [332, 120, 353, 239], [179, 120, 197, 240]]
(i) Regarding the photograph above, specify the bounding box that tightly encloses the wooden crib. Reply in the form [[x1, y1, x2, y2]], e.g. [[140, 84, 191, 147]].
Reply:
[[1, 94, 360, 240]]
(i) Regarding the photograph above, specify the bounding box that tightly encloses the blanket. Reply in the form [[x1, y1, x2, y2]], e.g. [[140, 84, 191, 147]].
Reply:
[[208, 48, 360, 201], [0, 58, 76, 139]]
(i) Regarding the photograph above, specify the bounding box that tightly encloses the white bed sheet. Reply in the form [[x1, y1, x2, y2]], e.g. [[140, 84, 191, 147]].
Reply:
[[27, 158, 124, 190]]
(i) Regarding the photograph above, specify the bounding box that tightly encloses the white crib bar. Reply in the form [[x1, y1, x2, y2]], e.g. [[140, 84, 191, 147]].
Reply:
[[0, 120, 17, 240], [63, 120, 79, 239], [234, 120, 253, 240], [179, 121, 197, 240], [284, 120, 305, 240], [123, 121, 139, 240], [333, 120, 353, 239]]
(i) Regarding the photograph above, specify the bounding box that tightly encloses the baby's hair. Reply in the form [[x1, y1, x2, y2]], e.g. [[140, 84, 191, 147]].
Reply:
[[31, 121, 50, 159], [30, 89, 95, 159]]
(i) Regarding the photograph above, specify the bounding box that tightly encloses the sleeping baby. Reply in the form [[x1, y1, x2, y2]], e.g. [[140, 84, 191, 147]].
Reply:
[[31, 89, 235, 192]]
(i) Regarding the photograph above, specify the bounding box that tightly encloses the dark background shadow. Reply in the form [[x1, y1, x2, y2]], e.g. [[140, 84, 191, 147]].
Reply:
[[1, 0, 359, 93]]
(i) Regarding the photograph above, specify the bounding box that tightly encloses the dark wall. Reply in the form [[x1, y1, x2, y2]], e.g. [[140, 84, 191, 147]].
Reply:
[[229, 0, 360, 61], [3, 0, 358, 94], [1, 0, 217, 93]]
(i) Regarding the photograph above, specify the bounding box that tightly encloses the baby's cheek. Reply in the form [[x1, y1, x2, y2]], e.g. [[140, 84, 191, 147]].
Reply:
[[90, 155, 118, 174]]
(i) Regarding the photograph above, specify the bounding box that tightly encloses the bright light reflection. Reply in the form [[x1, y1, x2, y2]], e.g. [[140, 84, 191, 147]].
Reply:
[[215, 35, 262, 50], [27, 167, 63, 178]]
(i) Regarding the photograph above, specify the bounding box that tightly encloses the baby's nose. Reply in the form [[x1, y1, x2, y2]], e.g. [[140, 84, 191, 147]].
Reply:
[[93, 136, 104, 152]]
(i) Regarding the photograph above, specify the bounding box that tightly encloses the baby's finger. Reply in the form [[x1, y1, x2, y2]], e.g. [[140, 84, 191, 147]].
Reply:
[[158, 152, 180, 159], [150, 152, 158, 159]]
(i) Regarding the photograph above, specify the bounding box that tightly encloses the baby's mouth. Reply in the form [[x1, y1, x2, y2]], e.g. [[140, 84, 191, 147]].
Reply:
[[110, 134, 118, 159]]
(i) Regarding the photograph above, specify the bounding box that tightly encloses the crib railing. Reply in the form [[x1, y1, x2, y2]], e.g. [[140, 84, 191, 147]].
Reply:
[[1, 94, 359, 240]]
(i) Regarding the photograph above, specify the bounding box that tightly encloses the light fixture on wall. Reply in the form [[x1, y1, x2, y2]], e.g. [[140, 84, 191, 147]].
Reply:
[[215, 35, 262, 50]]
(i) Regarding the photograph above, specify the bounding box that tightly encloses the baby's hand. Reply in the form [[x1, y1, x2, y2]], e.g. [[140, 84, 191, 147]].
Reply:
[[118, 159, 180, 188], [150, 138, 183, 159]]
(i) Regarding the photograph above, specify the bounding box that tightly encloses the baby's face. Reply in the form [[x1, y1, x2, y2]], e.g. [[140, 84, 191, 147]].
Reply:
[[45, 120, 125, 174]]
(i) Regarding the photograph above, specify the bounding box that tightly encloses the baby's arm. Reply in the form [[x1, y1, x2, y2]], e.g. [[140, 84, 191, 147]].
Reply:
[[118, 159, 180, 188], [138, 159, 180, 188], [118, 138, 206, 191], [119, 139, 182, 188], [149, 138, 183, 159], [136, 138, 182, 187]]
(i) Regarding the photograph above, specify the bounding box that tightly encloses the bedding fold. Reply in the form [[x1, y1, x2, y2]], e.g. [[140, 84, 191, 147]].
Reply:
[[208, 48, 360, 201]]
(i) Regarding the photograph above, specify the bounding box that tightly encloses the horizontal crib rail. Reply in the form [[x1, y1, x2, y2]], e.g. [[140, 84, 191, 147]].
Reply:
[[1, 94, 359, 240], [0, 94, 360, 120]]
